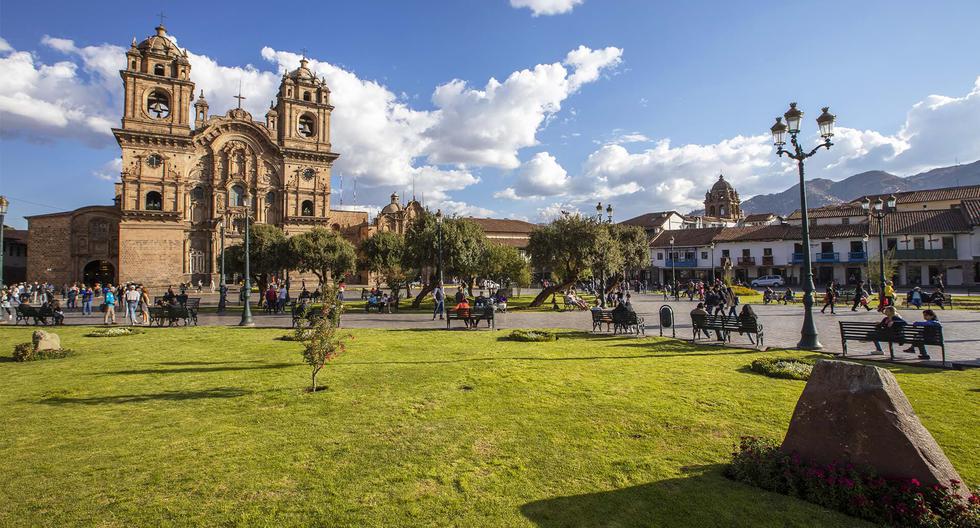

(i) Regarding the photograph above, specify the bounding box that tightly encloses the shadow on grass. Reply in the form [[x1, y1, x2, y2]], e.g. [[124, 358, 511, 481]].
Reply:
[[38, 387, 250, 405], [520, 464, 848, 528], [156, 360, 264, 366], [106, 363, 294, 375]]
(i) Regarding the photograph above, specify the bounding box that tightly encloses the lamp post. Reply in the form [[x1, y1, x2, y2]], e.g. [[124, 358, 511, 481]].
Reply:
[[218, 220, 227, 314], [861, 194, 897, 298], [770, 103, 837, 350], [0, 196, 8, 288], [669, 236, 676, 299], [709, 242, 716, 283], [862, 234, 870, 290], [435, 209, 445, 319], [596, 202, 607, 308], [239, 194, 254, 326]]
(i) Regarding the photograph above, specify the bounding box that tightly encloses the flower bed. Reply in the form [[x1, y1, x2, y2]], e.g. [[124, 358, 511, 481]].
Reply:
[[726, 436, 980, 527], [86, 327, 145, 338], [508, 329, 558, 342], [749, 357, 815, 381], [12, 343, 75, 362]]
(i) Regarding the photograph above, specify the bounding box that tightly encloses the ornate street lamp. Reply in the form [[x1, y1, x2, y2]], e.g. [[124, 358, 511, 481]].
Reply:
[[239, 193, 254, 326], [435, 209, 445, 319], [0, 195, 8, 288], [862, 194, 897, 299], [862, 234, 870, 289], [218, 220, 227, 314], [709, 242, 716, 283], [770, 102, 836, 350], [669, 235, 676, 299]]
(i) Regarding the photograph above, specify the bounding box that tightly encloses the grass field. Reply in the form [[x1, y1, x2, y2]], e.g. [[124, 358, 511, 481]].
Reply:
[[1, 327, 977, 527]]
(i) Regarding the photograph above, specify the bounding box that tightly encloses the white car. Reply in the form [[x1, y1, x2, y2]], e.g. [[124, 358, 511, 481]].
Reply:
[[751, 275, 785, 288]]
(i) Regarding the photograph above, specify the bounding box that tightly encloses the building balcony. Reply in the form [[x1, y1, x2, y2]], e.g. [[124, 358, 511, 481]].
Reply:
[[761, 256, 774, 266], [791, 252, 804, 264], [665, 258, 698, 268], [815, 252, 839, 263], [848, 251, 867, 262], [894, 248, 958, 260], [736, 257, 756, 266]]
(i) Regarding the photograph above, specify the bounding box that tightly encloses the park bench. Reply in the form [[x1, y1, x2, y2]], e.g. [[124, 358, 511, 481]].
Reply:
[[148, 298, 200, 327], [691, 313, 731, 342], [364, 299, 388, 313], [446, 307, 495, 330], [613, 311, 645, 335], [839, 321, 946, 364], [901, 292, 952, 309], [718, 316, 764, 348], [15, 304, 59, 325], [591, 310, 614, 332]]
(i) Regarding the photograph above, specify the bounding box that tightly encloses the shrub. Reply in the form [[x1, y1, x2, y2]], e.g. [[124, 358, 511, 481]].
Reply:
[[750, 357, 815, 381], [13, 342, 75, 362], [86, 327, 144, 338], [731, 285, 758, 296], [509, 329, 558, 342], [726, 436, 980, 528]]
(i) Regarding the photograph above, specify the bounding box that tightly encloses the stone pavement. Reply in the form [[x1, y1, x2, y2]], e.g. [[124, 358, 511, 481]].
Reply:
[[9, 291, 978, 368]]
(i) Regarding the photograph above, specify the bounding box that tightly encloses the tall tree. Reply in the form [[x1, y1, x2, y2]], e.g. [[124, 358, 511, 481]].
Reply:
[[526, 214, 607, 307], [404, 212, 488, 306], [224, 223, 291, 298], [290, 228, 357, 286], [480, 243, 532, 293], [609, 223, 649, 291], [359, 231, 409, 298]]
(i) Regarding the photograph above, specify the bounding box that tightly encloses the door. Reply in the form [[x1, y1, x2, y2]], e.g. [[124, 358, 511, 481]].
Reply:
[[83, 260, 115, 286]]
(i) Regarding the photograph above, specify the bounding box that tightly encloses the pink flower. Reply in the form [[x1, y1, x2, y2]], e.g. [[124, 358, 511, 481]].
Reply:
[[909, 478, 921, 487]]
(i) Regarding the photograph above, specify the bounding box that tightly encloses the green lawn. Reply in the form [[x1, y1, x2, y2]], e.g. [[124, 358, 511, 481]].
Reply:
[[0, 327, 977, 527]]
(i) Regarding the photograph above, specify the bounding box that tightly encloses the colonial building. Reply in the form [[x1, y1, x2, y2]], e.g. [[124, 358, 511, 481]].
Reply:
[[26, 24, 368, 287]]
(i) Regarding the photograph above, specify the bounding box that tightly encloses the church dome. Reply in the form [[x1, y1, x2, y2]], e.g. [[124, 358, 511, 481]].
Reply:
[[287, 58, 315, 81], [136, 25, 186, 59], [711, 174, 734, 194], [380, 192, 402, 214]]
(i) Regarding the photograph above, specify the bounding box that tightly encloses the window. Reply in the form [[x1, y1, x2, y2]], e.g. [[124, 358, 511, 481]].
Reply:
[[303, 91, 311, 101], [913, 237, 925, 250], [301, 200, 314, 216], [886, 238, 898, 250], [146, 154, 162, 168], [657, 252, 663, 260], [191, 186, 205, 201], [265, 191, 276, 205], [721, 249, 730, 257], [146, 89, 170, 118], [154, 64, 165, 76], [297, 114, 316, 137], [941, 236, 954, 250], [741, 248, 751, 257], [701, 251, 708, 260], [230, 185, 245, 207], [763, 247, 772, 256], [145, 191, 163, 211]]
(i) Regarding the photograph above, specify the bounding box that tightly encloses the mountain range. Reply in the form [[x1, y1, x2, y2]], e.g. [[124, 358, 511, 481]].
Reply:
[[731, 160, 980, 216]]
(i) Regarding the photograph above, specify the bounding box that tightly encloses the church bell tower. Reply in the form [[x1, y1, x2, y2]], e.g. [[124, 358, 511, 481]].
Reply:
[[119, 24, 194, 137]]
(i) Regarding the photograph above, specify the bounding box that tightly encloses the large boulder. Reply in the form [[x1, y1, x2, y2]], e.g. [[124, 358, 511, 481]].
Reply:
[[32, 330, 61, 352], [781, 360, 969, 497]]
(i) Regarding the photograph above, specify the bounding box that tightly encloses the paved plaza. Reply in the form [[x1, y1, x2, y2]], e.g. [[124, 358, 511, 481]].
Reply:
[[16, 289, 980, 368]]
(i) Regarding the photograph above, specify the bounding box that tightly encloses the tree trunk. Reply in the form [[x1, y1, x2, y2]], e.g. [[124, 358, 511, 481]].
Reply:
[[311, 368, 319, 392], [605, 277, 620, 294], [411, 282, 436, 308], [529, 281, 574, 307]]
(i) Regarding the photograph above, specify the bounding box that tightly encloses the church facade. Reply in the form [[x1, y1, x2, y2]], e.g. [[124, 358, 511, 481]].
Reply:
[[27, 24, 369, 287]]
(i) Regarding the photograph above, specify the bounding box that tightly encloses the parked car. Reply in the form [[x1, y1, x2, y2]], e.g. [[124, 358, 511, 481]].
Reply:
[[751, 275, 785, 288]]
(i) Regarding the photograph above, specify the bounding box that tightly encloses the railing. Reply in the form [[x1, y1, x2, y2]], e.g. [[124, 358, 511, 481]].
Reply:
[[894, 248, 957, 260], [815, 252, 839, 263], [848, 251, 867, 262], [761, 256, 774, 266], [737, 257, 756, 266], [666, 258, 698, 268], [791, 253, 804, 263]]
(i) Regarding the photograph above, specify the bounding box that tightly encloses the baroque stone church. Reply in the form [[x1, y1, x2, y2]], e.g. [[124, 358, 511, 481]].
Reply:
[[27, 24, 372, 287]]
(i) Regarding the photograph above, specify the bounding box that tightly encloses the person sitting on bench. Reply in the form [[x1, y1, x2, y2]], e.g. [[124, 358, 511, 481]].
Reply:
[[927, 288, 946, 310], [902, 309, 941, 360], [871, 306, 906, 355], [455, 298, 473, 328], [691, 302, 723, 341], [737, 304, 759, 344]]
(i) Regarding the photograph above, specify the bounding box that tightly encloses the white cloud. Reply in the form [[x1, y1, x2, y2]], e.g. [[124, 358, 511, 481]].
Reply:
[[92, 157, 122, 181], [536, 201, 582, 222], [510, 0, 584, 16], [493, 188, 521, 200], [511, 151, 569, 197], [421, 45, 622, 169]]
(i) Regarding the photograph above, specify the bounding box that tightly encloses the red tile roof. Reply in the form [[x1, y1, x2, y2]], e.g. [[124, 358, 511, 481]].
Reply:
[[853, 185, 980, 206], [958, 199, 980, 226], [872, 209, 971, 235], [649, 228, 723, 248], [743, 213, 777, 223], [786, 204, 864, 220], [620, 211, 680, 229], [466, 217, 537, 234]]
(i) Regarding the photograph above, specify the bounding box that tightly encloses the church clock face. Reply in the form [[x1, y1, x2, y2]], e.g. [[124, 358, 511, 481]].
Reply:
[[146, 154, 162, 168], [302, 168, 316, 181]]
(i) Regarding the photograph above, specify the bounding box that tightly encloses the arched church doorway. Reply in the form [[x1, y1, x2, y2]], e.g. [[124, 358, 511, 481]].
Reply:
[[83, 260, 115, 286]]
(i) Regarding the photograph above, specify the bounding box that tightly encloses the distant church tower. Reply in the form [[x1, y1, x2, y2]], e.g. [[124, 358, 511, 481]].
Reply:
[[704, 174, 743, 220]]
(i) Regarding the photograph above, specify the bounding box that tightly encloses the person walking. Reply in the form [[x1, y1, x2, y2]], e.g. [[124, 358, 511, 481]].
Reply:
[[81, 285, 94, 316], [851, 280, 871, 311], [1, 288, 12, 323], [103, 285, 117, 325], [432, 284, 445, 320], [821, 281, 838, 314], [124, 285, 140, 325], [139, 286, 150, 325]]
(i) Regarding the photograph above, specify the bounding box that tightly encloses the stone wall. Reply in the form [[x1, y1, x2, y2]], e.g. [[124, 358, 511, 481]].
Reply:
[[26, 213, 73, 285], [118, 220, 185, 288]]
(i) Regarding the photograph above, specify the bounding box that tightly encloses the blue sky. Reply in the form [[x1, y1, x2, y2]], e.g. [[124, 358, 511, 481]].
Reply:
[[2, 0, 980, 228]]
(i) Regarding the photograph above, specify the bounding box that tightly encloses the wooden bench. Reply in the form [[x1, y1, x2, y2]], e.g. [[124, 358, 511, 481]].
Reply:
[[446, 307, 495, 329], [364, 299, 387, 313], [591, 310, 614, 332], [613, 311, 645, 335], [148, 298, 200, 327], [839, 321, 946, 364], [719, 316, 764, 348], [15, 304, 59, 325], [691, 313, 729, 342], [902, 293, 952, 309]]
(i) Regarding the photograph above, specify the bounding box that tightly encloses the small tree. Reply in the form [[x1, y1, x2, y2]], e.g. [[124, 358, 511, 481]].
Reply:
[[290, 227, 357, 286], [612, 224, 649, 290], [296, 283, 351, 392], [867, 249, 898, 291], [224, 223, 291, 296], [360, 231, 409, 298], [480, 243, 531, 294]]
